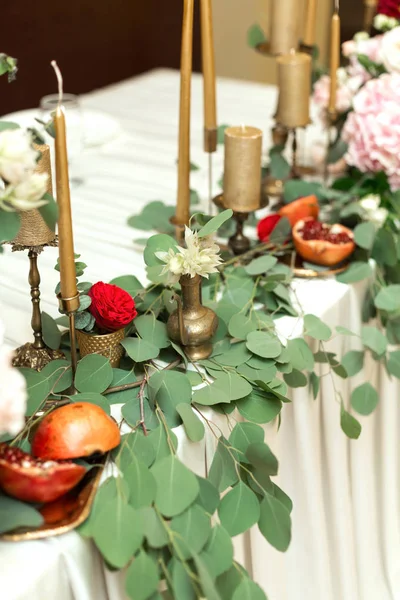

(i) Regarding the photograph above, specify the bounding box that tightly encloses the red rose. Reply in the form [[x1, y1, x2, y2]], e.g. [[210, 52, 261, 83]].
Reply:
[[377, 0, 400, 18], [88, 282, 137, 332], [257, 214, 282, 242]]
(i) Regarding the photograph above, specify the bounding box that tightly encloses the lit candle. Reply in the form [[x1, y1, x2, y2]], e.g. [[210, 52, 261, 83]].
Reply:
[[12, 144, 56, 247], [269, 0, 300, 55], [51, 61, 78, 302], [328, 2, 341, 116], [200, 0, 217, 152], [176, 0, 194, 227], [276, 51, 312, 129], [303, 0, 318, 46], [224, 126, 262, 213]]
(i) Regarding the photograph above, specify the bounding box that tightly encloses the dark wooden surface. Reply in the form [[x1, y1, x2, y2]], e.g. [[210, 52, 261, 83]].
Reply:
[[0, 1, 201, 115]]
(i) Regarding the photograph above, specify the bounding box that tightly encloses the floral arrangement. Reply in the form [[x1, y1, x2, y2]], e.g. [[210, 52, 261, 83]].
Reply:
[[75, 281, 138, 333], [156, 224, 222, 282], [0, 52, 57, 246], [374, 0, 400, 30]]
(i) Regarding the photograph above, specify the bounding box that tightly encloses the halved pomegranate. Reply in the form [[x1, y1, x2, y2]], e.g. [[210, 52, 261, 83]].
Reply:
[[0, 444, 86, 503], [279, 195, 319, 227], [32, 402, 120, 460], [293, 218, 355, 266]]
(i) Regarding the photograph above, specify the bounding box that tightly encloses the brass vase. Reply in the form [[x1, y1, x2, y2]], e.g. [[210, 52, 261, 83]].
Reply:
[[167, 274, 218, 360], [76, 328, 125, 367]]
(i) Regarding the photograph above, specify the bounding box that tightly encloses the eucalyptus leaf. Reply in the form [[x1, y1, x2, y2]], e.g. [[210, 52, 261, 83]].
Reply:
[[246, 442, 278, 476], [340, 405, 362, 439], [387, 350, 400, 379], [247, 23, 266, 48], [121, 337, 159, 362], [374, 285, 400, 312], [286, 338, 314, 371], [151, 455, 199, 517], [107, 368, 137, 404], [336, 262, 372, 284], [353, 221, 376, 250], [236, 389, 282, 424], [171, 504, 212, 559], [209, 436, 238, 492], [148, 423, 178, 461], [218, 482, 260, 536], [342, 350, 364, 377], [232, 579, 266, 600], [197, 210, 233, 238], [19, 368, 50, 415], [0, 493, 44, 534], [41, 311, 61, 349], [75, 354, 113, 393], [135, 314, 170, 348], [304, 314, 332, 342], [176, 403, 205, 442], [361, 325, 387, 356], [115, 430, 156, 470], [351, 382, 379, 416], [122, 396, 159, 431], [228, 313, 258, 340], [283, 369, 308, 388], [246, 331, 281, 359], [124, 455, 157, 508], [245, 255, 277, 276], [109, 275, 143, 297], [171, 558, 196, 600], [229, 422, 264, 464], [140, 506, 169, 548], [125, 550, 159, 600], [258, 493, 291, 552], [200, 524, 234, 579], [196, 475, 220, 515], [92, 499, 144, 568], [72, 392, 110, 414], [0, 211, 20, 243]]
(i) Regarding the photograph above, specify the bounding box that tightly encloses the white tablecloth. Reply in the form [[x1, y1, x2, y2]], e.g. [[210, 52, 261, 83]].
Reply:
[[0, 69, 399, 600]]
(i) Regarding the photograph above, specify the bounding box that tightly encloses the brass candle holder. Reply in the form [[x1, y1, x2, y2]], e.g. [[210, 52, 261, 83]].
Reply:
[[213, 193, 259, 255], [57, 293, 80, 382], [12, 246, 65, 371]]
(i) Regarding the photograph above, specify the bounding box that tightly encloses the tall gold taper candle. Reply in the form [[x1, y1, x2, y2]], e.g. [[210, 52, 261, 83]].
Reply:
[[328, 2, 341, 116], [200, 0, 217, 153], [269, 0, 299, 55], [224, 126, 262, 213], [303, 0, 317, 46], [175, 0, 194, 228], [276, 51, 311, 129], [364, 0, 378, 32], [51, 61, 78, 302]]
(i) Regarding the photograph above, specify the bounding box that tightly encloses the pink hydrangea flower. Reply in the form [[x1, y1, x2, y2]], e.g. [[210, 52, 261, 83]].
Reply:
[[342, 73, 400, 190], [313, 73, 354, 116]]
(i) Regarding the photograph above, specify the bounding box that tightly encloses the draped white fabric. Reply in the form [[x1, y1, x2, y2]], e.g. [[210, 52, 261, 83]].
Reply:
[[0, 70, 398, 600]]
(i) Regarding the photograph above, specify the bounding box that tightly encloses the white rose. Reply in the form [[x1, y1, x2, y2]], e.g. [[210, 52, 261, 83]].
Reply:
[[354, 31, 370, 43], [5, 172, 48, 211], [359, 194, 381, 212], [0, 129, 38, 184], [381, 27, 400, 72], [374, 14, 399, 32], [359, 194, 388, 227]]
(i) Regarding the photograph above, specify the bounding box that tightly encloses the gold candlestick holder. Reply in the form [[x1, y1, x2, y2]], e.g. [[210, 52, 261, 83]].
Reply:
[[204, 127, 218, 216], [12, 248, 65, 371], [212, 193, 258, 255], [57, 293, 80, 383]]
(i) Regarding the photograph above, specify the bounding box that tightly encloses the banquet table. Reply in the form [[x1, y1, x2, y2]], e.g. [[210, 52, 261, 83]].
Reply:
[[1, 68, 400, 600]]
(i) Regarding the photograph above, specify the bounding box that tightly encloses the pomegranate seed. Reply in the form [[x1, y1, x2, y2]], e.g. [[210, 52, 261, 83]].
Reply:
[[298, 220, 352, 245]]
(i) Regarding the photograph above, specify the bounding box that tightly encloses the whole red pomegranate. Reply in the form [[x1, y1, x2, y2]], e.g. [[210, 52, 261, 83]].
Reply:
[[32, 402, 120, 460], [0, 444, 86, 503]]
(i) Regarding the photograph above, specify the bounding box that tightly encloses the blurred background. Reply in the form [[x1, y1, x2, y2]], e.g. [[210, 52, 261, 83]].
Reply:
[[0, 0, 364, 115]]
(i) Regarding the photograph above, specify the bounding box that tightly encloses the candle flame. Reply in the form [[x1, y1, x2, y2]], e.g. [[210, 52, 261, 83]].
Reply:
[[51, 60, 63, 106]]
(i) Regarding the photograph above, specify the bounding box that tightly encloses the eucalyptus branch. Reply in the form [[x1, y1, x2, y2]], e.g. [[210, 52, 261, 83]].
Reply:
[[220, 240, 293, 270], [104, 359, 181, 396], [138, 376, 148, 436]]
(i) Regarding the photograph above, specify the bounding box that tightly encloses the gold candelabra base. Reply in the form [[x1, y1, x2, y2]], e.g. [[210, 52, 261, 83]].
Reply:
[[212, 194, 256, 255], [12, 343, 65, 371]]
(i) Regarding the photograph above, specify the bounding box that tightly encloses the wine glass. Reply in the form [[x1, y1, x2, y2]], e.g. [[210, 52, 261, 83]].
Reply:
[[39, 93, 84, 186]]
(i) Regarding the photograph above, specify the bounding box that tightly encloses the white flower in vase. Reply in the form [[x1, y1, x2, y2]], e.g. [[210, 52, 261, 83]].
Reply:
[[1, 172, 48, 211], [0, 129, 38, 184]]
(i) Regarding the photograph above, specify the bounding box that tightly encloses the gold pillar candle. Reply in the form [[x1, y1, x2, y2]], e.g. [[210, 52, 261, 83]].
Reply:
[[54, 104, 78, 302], [176, 0, 194, 227], [12, 144, 56, 248], [276, 51, 312, 129], [303, 0, 318, 46], [269, 0, 300, 55], [223, 126, 262, 213], [328, 10, 341, 116], [200, 0, 217, 152]]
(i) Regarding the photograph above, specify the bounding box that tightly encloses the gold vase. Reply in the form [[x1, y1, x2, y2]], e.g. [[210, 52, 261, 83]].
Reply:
[[76, 328, 125, 367], [167, 274, 218, 361]]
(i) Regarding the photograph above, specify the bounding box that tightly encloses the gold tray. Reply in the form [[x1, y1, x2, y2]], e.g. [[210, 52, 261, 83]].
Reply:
[[0, 455, 106, 541], [282, 253, 349, 279]]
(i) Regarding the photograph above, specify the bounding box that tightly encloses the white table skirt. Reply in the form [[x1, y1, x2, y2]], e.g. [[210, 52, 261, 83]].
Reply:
[[0, 69, 399, 600]]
